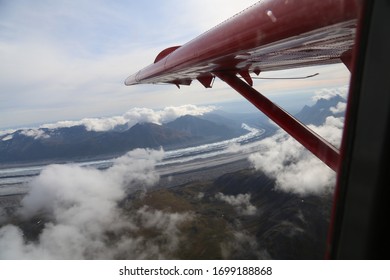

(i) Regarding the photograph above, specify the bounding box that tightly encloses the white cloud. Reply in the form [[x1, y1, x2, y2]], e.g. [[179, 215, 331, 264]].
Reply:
[[308, 116, 344, 148], [197, 192, 205, 200], [41, 104, 216, 132], [216, 193, 257, 215], [313, 86, 348, 101], [248, 127, 339, 195], [0, 148, 192, 259], [20, 129, 50, 140], [0, 104, 216, 139], [20, 148, 164, 219], [0, 134, 13, 142], [220, 231, 268, 259], [135, 206, 193, 255], [0, 129, 16, 138], [226, 142, 242, 154], [330, 102, 347, 114]]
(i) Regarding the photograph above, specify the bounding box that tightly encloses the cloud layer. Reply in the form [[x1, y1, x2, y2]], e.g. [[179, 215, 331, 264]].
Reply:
[[0, 148, 192, 259], [216, 193, 257, 215]]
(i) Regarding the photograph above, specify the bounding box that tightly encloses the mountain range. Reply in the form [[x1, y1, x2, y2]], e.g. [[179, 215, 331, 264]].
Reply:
[[0, 114, 248, 165], [0, 95, 345, 166]]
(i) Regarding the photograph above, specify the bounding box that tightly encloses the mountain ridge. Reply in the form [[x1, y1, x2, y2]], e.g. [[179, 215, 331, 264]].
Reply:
[[0, 114, 247, 165], [294, 95, 346, 125]]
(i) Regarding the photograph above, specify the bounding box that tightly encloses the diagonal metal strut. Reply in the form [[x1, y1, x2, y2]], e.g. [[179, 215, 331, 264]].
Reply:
[[215, 71, 340, 172]]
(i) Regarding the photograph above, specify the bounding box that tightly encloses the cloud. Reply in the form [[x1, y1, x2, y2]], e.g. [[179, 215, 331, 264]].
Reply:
[[226, 142, 241, 153], [19, 148, 164, 217], [248, 120, 342, 195], [313, 86, 348, 101], [0, 148, 192, 259], [330, 102, 347, 114], [43, 104, 215, 132], [135, 206, 193, 255], [308, 116, 344, 148], [197, 192, 205, 200], [0, 104, 216, 139], [220, 231, 268, 259], [20, 129, 50, 140], [215, 193, 257, 215], [0, 134, 13, 142]]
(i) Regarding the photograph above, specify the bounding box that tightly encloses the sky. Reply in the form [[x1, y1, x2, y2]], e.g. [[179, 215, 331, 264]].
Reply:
[[0, 0, 350, 130]]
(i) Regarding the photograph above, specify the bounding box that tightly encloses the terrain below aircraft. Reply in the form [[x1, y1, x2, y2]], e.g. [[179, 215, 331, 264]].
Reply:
[[125, 0, 390, 259]]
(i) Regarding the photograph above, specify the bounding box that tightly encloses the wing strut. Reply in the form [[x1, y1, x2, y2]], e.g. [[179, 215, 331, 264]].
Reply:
[[214, 71, 340, 172]]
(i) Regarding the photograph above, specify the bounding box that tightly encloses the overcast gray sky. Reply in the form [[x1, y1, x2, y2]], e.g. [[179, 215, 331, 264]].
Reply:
[[0, 0, 349, 129]]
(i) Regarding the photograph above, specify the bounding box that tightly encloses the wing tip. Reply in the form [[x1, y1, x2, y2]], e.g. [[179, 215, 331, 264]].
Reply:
[[124, 72, 139, 86]]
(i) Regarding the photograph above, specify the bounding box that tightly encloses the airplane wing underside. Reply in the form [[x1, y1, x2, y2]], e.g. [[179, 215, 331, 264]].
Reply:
[[125, 0, 360, 171]]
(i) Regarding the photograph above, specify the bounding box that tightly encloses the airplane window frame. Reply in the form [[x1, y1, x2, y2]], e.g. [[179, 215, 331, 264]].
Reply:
[[329, 0, 390, 259]]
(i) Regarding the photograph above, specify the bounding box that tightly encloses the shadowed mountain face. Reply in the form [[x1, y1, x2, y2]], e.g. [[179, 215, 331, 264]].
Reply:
[[294, 95, 346, 125]]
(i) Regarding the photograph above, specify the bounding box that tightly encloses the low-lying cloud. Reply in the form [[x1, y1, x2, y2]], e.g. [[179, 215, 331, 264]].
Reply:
[[0, 148, 192, 259], [309, 116, 344, 148], [216, 193, 257, 215], [249, 115, 344, 196], [20, 129, 50, 140], [220, 230, 267, 259], [330, 102, 347, 114]]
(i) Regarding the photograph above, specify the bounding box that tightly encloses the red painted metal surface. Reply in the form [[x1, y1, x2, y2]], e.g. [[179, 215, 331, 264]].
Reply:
[[125, 0, 359, 86], [215, 71, 340, 172]]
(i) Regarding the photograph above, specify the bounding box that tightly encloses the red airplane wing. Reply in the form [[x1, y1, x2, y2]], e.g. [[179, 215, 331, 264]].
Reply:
[[125, 0, 358, 87], [125, 0, 360, 171]]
